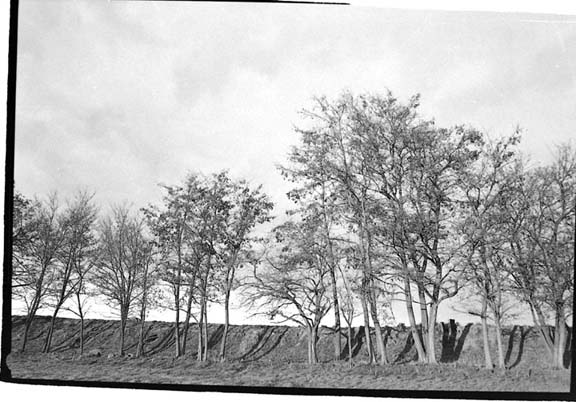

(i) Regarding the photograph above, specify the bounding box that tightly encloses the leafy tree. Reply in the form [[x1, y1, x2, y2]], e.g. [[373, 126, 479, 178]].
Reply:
[[504, 144, 575, 368], [244, 220, 332, 364], [456, 134, 521, 368], [215, 177, 273, 361]]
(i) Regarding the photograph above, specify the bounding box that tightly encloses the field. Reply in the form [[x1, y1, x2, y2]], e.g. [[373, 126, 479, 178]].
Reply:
[[4, 316, 572, 393]]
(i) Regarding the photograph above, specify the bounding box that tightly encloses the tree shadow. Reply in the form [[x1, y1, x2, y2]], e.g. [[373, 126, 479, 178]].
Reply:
[[394, 330, 415, 363], [207, 324, 225, 349], [504, 325, 518, 365], [241, 327, 289, 362], [508, 326, 531, 369], [339, 327, 355, 360], [146, 324, 176, 355], [351, 326, 366, 358], [440, 320, 472, 363], [563, 325, 572, 368]]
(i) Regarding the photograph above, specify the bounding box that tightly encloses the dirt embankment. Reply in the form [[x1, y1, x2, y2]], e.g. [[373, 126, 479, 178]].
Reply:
[[9, 316, 571, 369]]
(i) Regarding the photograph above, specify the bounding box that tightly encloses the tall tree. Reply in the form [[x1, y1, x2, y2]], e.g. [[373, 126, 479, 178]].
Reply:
[[13, 193, 64, 352], [216, 177, 273, 361], [504, 144, 575, 368], [143, 175, 207, 358], [92, 206, 150, 356], [42, 192, 98, 353], [458, 134, 521, 368]]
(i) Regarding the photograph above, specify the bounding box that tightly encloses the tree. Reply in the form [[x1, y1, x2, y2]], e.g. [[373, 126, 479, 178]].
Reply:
[[42, 191, 98, 353], [244, 220, 332, 364], [284, 92, 395, 365], [458, 134, 521, 368], [215, 177, 273, 361], [135, 239, 159, 358], [13, 193, 64, 352], [92, 206, 150, 356], [504, 144, 575, 368]]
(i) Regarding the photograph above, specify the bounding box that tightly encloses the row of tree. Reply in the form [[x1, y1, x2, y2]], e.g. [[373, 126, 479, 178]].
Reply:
[[13, 172, 273, 361], [12, 90, 574, 369]]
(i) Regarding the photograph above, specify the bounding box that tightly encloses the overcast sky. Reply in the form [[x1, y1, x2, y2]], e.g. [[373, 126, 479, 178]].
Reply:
[[13, 1, 576, 324]]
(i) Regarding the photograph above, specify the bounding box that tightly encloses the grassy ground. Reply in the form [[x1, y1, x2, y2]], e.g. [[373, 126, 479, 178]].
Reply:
[[6, 351, 570, 392], [6, 316, 572, 392]]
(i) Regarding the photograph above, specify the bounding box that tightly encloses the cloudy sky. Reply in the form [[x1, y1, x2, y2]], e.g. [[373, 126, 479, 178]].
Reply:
[[13, 1, 576, 324]]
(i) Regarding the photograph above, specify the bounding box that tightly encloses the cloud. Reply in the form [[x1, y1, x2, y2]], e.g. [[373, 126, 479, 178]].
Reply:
[[15, 2, 576, 211]]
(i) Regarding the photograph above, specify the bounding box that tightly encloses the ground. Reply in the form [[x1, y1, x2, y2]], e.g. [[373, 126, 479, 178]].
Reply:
[[3, 316, 572, 393]]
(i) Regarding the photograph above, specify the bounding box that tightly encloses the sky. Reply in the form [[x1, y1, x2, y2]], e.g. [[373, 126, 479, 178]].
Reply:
[[12, 1, 576, 326]]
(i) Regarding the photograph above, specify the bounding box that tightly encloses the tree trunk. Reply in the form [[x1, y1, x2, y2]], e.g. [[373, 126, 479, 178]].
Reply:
[[174, 295, 182, 358], [494, 314, 505, 369], [360, 292, 373, 364], [368, 286, 388, 365], [79, 314, 85, 356], [119, 311, 127, 357], [137, 302, 147, 358], [181, 281, 195, 355], [348, 324, 353, 367], [219, 290, 231, 361], [480, 295, 493, 369], [529, 301, 554, 356], [21, 316, 34, 353], [76, 291, 85, 355], [403, 276, 427, 362], [417, 283, 429, 345], [197, 297, 205, 361], [329, 266, 342, 360], [203, 296, 209, 360], [307, 325, 319, 364], [43, 305, 62, 353], [426, 301, 438, 364], [553, 305, 567, 369]]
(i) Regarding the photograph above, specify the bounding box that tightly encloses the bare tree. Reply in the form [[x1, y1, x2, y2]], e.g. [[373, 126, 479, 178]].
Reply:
[[13, 193, 64, 352], [244, 221, 332, 364], [42, 191, 97, 353], [92, 206, 150, 356]]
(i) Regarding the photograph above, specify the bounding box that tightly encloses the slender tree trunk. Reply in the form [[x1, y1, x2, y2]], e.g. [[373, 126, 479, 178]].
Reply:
[[137, 300, 147, 358], [21, 316, 33, 353], [360, 291, 373, 364], [21, 295, 42, 352], [367, 285, 388, 365], [529, 301, 554, 356], [203, 295, 209, 360], [197, 298, 205, 361], [417, 284, 429, 344], [494, 313, 505, 369], [174, 287, 182, 358], [119, 309, 127, 357], [553, 305, 566, 369], [219, 289, 231, 362], [426, 301, 438, 364], [348, 323, 353, 367], [480, 294, 493, 369], [329, 266, 342, 360], [43, 304, 62, 353], [403, 276, 427, 362], [79, 314, 85, 356], [182, 277, 196, 355], [76, 291, 85, 355]]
